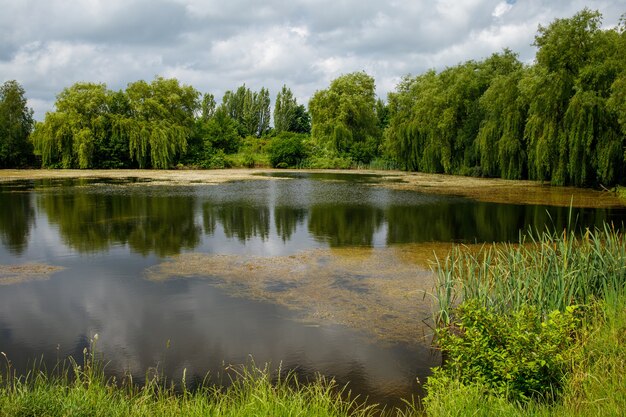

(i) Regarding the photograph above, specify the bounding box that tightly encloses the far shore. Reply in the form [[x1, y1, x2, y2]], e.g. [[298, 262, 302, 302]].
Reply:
[[1, 168, 623, 208]]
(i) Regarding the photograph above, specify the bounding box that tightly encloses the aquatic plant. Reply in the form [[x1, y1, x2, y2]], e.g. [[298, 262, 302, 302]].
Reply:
[[433, 224, 626, 325], [427, 223, 626, 411]]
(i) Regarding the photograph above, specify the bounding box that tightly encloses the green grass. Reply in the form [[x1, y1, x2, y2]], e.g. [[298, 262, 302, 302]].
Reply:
[[225, 151, 271, 168], [425, 224, 626, 417], [0, 349, 385, 417]]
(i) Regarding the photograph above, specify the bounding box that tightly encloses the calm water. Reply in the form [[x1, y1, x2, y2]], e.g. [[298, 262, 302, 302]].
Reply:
[[1, 173, 625, 407]]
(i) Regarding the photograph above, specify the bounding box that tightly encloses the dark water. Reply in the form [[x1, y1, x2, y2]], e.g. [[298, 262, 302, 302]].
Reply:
[[1, 174, 625, 407]]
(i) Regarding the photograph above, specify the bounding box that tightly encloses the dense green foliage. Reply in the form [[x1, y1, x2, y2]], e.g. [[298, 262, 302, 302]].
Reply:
[[309, 72, 382, 164], [428, 225, 626, 414], [424, 295, 626, 417], [274, 85, 311, 134], [267, 132, 307, 168], [386, 9, 626, 185], [433, 302, 580, 402], [32, 78, 199, 169], [29, 80, 296, 170], [0, 81, 34, 167], [221, 84, 271, 138]]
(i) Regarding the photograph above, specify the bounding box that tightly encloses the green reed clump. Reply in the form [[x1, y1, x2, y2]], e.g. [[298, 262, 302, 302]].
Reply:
[[425, 224, 626, 415], [0, 336, 381, 417], [434, 224, 626, 326]]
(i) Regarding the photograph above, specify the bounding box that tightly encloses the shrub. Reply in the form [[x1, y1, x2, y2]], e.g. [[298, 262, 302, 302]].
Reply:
[[201, 148, 231, 169], [347, 136, 379, 164], [268, 133, 307, 168], [430, 300, 581, 402]]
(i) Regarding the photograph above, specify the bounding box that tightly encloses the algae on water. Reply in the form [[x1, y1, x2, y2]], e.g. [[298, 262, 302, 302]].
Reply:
[[0, 263, 65, 285], [146, 243, 469, 344]]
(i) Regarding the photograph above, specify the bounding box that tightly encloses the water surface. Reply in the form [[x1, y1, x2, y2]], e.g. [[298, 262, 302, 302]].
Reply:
[[1, 173, 625, 407]]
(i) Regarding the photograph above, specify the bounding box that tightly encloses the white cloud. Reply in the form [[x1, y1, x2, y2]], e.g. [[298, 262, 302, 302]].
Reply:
[[1, 0, 625, 119], [493, 1, 514, 18]]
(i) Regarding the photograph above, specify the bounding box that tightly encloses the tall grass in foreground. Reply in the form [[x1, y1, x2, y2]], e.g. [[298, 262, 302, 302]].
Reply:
[[424, 224, 626, 416], [0, 341, 383, 417], [434, 224, 626, 325]]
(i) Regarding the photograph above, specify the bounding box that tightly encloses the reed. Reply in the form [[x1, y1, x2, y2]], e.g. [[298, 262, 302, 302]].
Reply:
[[426, 223, 626, 416], [433, 224, 626, 326]]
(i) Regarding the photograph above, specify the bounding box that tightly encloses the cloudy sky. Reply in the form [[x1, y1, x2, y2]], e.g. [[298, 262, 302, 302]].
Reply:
[[0, 0, 624, 120]]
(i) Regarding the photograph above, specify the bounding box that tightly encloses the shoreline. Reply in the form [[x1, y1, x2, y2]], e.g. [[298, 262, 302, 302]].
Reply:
[[1, 168, 623, 208]]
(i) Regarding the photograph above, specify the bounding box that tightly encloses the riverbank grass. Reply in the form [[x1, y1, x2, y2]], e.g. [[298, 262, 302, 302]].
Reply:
[[425, 225, 626, 417], [0, 349, 377, 417]]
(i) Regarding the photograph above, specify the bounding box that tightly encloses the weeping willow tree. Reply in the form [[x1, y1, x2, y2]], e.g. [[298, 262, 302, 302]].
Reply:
[[384, 71, 444, 172], [477, 69, 527, 179], [564, 90, 623, 187], [386, 8, 625, 186], [309, 71, 381, 161], [107, 117, 189, 169], [606, 18, 626, 181], [122, 78, 199, 168], [386, 51, 519, 175], [32, 78, 199, 169], [524, 9, 605, 185], [32, 83, 109, 168], [523, 9, 625, 185]]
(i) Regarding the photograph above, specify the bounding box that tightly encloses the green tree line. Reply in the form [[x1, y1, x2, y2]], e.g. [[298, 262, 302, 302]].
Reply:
[[1, 9, 625, 186], [385, 9, 626, 186]]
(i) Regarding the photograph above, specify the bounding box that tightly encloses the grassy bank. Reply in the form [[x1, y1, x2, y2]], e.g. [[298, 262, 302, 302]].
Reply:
[[425, 225, 626, 417], [0, 351, 385, 417]]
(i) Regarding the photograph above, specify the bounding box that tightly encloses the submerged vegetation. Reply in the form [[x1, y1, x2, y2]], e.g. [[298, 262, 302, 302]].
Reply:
[[2, 9, 625, 187], [145, 245, 443, 344], [0, 263, 65, 286]]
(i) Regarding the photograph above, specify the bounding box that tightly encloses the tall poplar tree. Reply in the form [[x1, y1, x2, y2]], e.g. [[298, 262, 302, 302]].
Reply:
[[0, 81, 34, 167]]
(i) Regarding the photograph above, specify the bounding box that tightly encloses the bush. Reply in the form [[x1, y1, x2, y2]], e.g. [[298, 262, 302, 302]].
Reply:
[[242, 152, 256, 168], [430, 300, 581, 402], [201, 148, 231, 169], [267, 133, 307, 168], [347, 136, 379, 164]]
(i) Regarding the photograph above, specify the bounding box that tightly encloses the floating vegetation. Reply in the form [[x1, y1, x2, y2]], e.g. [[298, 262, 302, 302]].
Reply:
[[378, 172, 625, 208], [146, 243, 473, 344], [0, 263, 65, 285], [2, 169, 623, 209]]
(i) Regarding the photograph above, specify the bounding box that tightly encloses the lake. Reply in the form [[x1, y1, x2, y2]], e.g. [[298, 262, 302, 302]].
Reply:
[[1, 172, 625, 407]]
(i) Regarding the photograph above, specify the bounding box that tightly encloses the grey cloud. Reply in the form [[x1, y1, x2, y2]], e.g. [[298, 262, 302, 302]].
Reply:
[[0, 0, 624, 119]]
